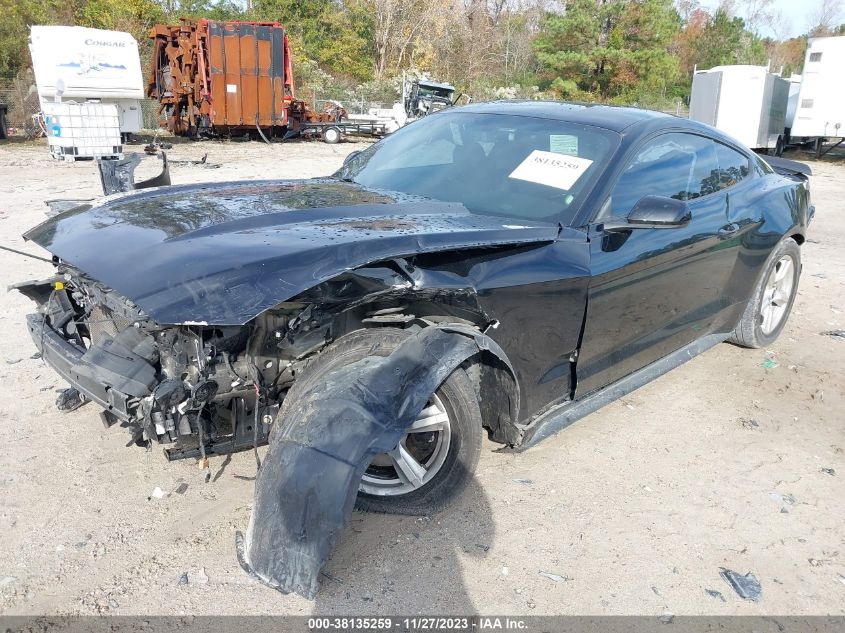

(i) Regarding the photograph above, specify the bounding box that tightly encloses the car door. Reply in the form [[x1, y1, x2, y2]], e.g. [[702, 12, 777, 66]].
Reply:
[[575, 132, 742, 397]]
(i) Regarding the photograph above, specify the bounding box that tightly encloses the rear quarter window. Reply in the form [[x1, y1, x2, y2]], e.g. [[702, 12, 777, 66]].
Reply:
[[714, 143, 751, 190]]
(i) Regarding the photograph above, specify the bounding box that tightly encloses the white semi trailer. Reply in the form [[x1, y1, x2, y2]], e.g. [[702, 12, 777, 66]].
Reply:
[[29, 25, 145, 136], [689, 65, 790, 154], [789, 35, 845, 156]]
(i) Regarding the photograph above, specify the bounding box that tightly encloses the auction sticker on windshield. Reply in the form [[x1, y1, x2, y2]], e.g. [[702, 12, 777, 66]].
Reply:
[[509, 150, 593, 190]]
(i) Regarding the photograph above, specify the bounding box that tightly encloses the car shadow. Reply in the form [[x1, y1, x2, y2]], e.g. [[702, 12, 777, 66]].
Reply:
[[312, 473, 493, 614]]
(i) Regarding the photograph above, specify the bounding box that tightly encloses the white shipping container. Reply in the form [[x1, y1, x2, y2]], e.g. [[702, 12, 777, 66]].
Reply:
[[790, 36, 845, 139], [43, 102, 122, 161], [30, 25, 145, 134], [689, 65, 789, 150]]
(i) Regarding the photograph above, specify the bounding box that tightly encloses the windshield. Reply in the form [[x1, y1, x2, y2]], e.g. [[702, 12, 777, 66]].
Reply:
[[417, 86, 453, 99], [336, 111, 619, 223]]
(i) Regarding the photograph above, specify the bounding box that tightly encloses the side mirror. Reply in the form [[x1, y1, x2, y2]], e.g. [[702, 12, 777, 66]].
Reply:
[[604, 196, 691, 231], [627, 195, 691, 227], [343, 150, 362, 165]]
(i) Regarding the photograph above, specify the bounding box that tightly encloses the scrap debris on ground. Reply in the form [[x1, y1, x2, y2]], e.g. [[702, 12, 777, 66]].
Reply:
[[719, 569, 762, 602]]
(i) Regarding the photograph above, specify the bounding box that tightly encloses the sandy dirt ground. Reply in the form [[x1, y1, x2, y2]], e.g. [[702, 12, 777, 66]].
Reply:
[[0, 138, 842, 617]]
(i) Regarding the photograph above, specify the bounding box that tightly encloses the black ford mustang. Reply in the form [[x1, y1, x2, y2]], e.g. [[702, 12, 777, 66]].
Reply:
[[16, 103, 811, 580]]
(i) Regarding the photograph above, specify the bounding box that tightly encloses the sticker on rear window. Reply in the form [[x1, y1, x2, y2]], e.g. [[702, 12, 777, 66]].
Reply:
[[508, 150, 593, 190], [549, 135, 578, 156]]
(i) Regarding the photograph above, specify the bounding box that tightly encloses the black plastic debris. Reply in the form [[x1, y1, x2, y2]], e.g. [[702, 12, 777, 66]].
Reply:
[[98, 152, 171, 196], [719, 568, 762, 602], [821, 330, 845, 340], [821, 468, 836, 476], [238, 326, 493, 598], [55, 387, 85, 412]]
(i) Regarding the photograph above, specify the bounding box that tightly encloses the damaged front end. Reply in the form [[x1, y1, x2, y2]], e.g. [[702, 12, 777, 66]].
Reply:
[[14, 265, 339, 459], [15, 258, 529, 598]]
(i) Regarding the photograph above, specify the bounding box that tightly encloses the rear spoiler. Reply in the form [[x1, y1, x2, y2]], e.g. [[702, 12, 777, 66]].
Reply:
[[764, 156, 812, 178]]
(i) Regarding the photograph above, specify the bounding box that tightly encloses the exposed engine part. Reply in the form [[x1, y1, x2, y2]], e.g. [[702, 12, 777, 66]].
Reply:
[[153, 379, 187, 410], [23, 265, 308, 460]]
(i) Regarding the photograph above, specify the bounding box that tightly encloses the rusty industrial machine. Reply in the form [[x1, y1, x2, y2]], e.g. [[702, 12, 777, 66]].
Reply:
[[147, 19, 349, 139]]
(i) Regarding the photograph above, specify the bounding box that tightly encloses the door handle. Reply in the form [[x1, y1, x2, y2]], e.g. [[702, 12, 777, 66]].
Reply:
[[718, 222, 740, 236]]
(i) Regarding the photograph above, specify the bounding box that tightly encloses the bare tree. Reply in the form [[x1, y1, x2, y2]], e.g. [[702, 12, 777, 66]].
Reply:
[[675, 0, 701, 22], [739, 0, 776, 33], [716, 0, 739, 16], [766, 9, 791, 41], [808, 0, 844, 35]]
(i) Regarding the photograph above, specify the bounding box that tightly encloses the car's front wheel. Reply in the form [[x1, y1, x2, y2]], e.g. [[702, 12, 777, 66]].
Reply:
[[275, 327, 483, 515], [730, 237, 801, 348]]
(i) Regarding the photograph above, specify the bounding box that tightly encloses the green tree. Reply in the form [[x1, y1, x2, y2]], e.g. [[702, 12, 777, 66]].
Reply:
[[251, 0, 372, 81], [534, 0, 681, 105], [0, 0, 74, 76], [691, 9, 767, 70], [75, 0, 164, 43]]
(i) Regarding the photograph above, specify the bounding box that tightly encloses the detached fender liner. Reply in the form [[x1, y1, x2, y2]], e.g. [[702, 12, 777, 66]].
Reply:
[[239, 326, 489, 598]]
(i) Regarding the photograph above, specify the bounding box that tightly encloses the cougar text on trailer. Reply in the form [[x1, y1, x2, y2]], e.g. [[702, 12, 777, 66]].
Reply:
[[29, 25, 145, 136]]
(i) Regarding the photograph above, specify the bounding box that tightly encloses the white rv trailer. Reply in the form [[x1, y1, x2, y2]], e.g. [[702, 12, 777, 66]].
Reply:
[[785, 74, 802, 130], [29, 25, 144, 135], [689, 65, 789, 153], [790, 36, 845, 155]]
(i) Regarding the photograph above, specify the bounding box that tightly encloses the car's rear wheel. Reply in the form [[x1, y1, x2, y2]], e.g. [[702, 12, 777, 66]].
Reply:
[[274, 327, 483, 515], [730, 237, 801, 348]]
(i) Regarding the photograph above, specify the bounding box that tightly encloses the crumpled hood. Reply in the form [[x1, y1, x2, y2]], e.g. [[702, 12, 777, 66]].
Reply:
[[25, 179, 559, 325]]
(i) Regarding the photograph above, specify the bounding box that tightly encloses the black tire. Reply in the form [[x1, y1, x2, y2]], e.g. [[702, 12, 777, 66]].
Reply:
[[274, 327, 482, 515], [323, 126, 341, 144], [729, 238, 800, 348]]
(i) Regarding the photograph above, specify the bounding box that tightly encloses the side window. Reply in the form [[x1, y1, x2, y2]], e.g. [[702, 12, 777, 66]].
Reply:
[[609, 133, 720, 217], [713, 143, 751, 191]]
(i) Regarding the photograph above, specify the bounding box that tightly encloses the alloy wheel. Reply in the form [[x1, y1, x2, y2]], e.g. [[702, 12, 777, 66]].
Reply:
[[360, 394, 452, 496], [760, 255, 795, 335]]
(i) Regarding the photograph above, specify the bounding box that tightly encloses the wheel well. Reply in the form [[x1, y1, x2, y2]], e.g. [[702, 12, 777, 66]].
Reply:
[[325, 302, 522, 446], [789, 232, 805, 245], [463, 350, 522, 446]]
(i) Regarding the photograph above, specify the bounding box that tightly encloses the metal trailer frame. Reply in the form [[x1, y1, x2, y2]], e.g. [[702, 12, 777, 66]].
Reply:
[[297, 120, 389, 143]]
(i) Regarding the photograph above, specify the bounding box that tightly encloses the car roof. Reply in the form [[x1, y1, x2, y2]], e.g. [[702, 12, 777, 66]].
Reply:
[[455, 100, 675, 133]]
